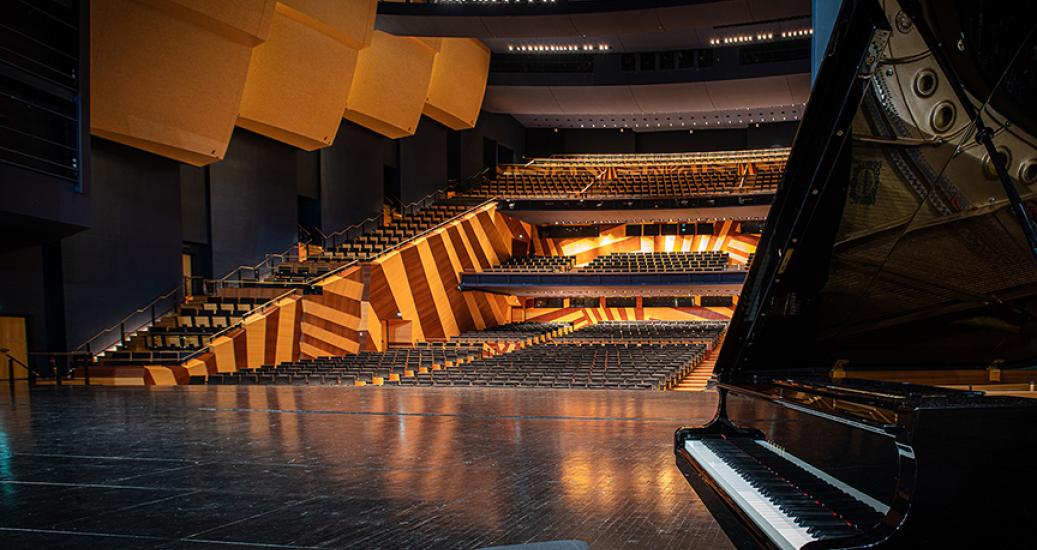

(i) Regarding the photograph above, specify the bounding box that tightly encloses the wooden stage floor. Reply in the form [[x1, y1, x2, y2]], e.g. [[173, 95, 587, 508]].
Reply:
[[0, 386, 732, 549]]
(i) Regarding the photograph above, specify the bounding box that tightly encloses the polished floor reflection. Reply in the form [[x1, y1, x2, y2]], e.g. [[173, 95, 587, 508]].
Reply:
[[0, 386, 731, 549]]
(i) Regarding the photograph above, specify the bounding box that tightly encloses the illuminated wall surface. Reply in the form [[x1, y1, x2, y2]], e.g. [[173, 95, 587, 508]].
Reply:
[[90, 0, 490, 164], [531, 221, 759, 265]]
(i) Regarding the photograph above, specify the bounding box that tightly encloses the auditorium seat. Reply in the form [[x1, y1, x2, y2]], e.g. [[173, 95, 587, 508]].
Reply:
[[485, 255, 576, 272], [577, 251, 730, 273], [460, 148, 787, 200], [207, 320, 723, 390]]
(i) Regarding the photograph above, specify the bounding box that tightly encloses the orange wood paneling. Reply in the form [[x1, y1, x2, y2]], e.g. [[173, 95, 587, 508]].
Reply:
[[344, 31, 437, 139], [278, 0, 376, 49], [422, 38, 490, 130], [237, 1, 374, 149], [90, 0, 276, 165]]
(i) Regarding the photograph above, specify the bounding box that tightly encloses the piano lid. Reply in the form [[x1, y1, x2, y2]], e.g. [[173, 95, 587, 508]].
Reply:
[[720, 0, 1037, 377]]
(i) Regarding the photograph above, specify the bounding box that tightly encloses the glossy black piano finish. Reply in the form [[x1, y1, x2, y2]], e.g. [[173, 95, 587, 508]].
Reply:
[[675, 0, 1037, 547]]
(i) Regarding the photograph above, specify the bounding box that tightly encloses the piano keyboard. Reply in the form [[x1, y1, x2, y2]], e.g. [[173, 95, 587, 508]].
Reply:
[[685, 438, 887, 550]]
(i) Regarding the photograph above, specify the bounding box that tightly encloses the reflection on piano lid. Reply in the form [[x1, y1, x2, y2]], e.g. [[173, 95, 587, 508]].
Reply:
[[675, 0, 1037, 548]]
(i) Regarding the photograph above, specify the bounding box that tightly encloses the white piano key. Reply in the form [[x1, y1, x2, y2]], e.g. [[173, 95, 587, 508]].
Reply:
[[685, 440, 817, 550]]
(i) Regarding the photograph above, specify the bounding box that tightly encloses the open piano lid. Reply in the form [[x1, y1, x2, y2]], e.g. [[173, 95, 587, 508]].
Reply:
[[720, 0, 1037, 383], [675, 1, 1037, 549]]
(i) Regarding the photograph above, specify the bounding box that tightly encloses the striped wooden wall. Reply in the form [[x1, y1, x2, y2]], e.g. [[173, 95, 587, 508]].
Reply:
[[298, 267, 365, 358], [169, 266, 366, 382], [366, 205, 531, 349], [522, 304, 737, 330], [531, 221, 759, 265]]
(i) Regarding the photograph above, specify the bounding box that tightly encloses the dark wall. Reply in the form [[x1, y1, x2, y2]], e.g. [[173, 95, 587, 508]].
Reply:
[[525, 121, 798, 156], [0, 246, 50, 351], [208, 129, 299, 277], [460, 112, 526, 178], [320, 120, 390, 234], [180, 165, 208, 244], [566, 129, 636, 154], [636, 128, 746, 152], [747, 121, 799, 149], [399, 117, 449, 204], [61, 137, 183, 349]]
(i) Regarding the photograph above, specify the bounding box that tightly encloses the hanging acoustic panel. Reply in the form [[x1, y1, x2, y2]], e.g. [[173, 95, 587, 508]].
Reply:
[[236, 1, 376, 150], [422, 38, 490, 130], [90, 0, 276, 165], [344, 30, 437, 139]]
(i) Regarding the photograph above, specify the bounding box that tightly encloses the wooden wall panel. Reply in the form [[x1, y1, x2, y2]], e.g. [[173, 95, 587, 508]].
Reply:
[[422, 38, 490, 130], [298, 267, 364, 358], [237, 1, 376, 150], [344, 31, 437, 139], [0, 317, 28, 380], [531, 221, 758, 265], [90, 0, 276, 165], [523, 305, 736, 329], [278, 0, 376, 49], [364, 205, 526, 349]]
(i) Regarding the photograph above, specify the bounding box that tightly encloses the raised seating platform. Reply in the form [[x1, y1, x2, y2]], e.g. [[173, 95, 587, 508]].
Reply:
[[206, 320, 722, 391]]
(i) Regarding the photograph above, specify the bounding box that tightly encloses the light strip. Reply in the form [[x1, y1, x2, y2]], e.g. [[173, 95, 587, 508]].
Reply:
[[507, 43, 610, 53], [709, 28, 812, 46]]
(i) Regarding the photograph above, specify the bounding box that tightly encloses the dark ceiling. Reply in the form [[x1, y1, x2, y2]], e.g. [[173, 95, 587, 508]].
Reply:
[[377, 0, 812, 130]]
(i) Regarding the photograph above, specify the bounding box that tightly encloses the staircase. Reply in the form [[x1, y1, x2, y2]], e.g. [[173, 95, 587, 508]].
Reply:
[[673, 332, 726, 392]]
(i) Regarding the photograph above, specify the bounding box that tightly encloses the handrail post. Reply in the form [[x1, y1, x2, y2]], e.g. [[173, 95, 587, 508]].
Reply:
[[83, 357, 90, 386], [151, 303, 156, 326], [54, 356, 61, 386], [7, 358, 12, 386], [120, 322, 126, 346]]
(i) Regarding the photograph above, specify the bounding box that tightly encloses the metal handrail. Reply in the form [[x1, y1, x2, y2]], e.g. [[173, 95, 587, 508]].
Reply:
[[320, 187, 451, 250], [322, 214, 383, 250], [84, 192, 493, 365], [178, 199, 497, 364], [368, 198, 497, 260], [75, 285, 183, 353], [210, 243, 301, 292]]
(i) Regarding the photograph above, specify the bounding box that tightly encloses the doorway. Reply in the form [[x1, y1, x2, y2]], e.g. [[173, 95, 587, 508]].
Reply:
[[0, 316, 29, 380]]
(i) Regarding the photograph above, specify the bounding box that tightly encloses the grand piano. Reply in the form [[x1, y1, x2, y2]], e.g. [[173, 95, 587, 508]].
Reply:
[[675, 0, 1037, 548]]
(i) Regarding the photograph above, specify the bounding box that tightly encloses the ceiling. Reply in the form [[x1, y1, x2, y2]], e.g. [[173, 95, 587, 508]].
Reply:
[[378, 0, 812, 53], [378, 0, 813, 130], [484, 74, 810, 130]]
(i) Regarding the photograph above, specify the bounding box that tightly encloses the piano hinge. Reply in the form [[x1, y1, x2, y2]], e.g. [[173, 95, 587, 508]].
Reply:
[[858, 28, 891, 80], [831, 360, 849, 380]]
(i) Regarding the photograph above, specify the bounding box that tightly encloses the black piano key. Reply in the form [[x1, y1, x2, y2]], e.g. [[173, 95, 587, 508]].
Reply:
[[701, 438, 883, 542]]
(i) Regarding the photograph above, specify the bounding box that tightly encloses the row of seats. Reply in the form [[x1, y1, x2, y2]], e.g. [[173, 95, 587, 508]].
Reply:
[[588, 169, 782, 197], [464, 174, 594, 199], [207, 342, 486, 386], [206, 321, 724, 389], [538, 148, 791, 166], [269, 262, 337, 283], [554, 321, 727, 345], [459, 149, 789, 199], [579, 251, 730, 273], [399, 343, 707, 390], [315, 203, 471, 262], [450, 321, 571, 343], [485, 255, 577, 272]]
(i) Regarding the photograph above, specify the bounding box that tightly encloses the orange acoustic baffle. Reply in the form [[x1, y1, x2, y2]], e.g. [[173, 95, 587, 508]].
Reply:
[[237, 1, 377, 150], [90, 0, 276, 166], [422, 38, 490, 130], [344, 31, 437, 139]]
